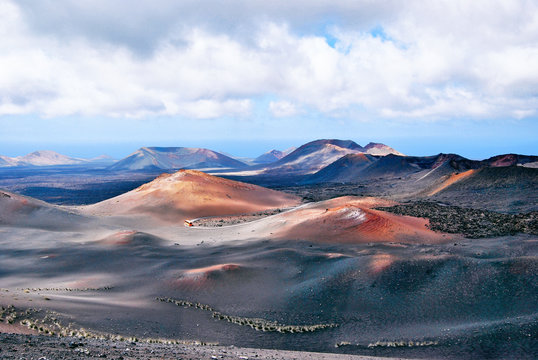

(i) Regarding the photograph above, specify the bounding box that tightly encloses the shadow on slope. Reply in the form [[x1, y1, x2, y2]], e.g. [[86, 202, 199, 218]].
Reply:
[[0, 190, 90, 231]]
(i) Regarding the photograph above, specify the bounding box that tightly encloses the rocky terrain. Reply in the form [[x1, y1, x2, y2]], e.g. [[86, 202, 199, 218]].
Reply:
[[0, 333, 386, 360], [190, 199, 538, 240], [377, 202, 538, 238], [191, 208, 289, 227]]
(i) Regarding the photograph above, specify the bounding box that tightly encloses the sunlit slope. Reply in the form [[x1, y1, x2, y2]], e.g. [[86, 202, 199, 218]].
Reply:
[[83, 170, 301, 222]]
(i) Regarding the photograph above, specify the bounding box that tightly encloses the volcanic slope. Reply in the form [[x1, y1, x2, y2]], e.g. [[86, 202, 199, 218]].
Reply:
[[300, 151, 538, 212], [0, 190, 89, 230], [183, 196, 452, 245], [428, 166, 538, 212], [484, 153, 538, 167], [358, 154, 427, 179], [262, 139, 364, 175], [406, 155, 538, 212], [265, 196, 452, 244], [82, 170, 301, 223], [306, 153, 484, 185], [303, 153, 377, 184], [109, 147, 247, 171], [307, 152, 538, 185]]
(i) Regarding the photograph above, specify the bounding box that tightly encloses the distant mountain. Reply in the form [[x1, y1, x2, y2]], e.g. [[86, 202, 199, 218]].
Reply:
[[0, 155, 18, 167], [262, 139, 364, 175], [305, 153, 486, 184], [253, 150, 285, 164], [304, 151, 538, 205], [300, 151, 537, 212], [256, 139, 405, 175], [253, 147, 296, 164], [313, 139, 364, 151], [109, 147, 247, 171], [18, 150, 84, 166], [0, 150, 113, 167], [362, 142, 405, 156]]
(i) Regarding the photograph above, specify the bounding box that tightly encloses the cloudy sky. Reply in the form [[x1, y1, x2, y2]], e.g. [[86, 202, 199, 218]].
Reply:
[[1, 0, 537, 159]]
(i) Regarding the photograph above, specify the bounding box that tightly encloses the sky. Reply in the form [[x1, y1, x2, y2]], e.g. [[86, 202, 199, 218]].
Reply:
[[0, 0, 537, 160]]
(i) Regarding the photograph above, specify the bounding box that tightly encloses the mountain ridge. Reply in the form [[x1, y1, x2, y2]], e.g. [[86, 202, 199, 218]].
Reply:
[[261, 139, 365, 175], [0, 150, 113, 167], [109, 146, 247, 171]]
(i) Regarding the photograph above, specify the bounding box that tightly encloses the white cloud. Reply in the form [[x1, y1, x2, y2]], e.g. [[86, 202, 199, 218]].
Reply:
[[0, 0, 537, 120], [269, 100, 300, 117], [174, 99, 252, 119]]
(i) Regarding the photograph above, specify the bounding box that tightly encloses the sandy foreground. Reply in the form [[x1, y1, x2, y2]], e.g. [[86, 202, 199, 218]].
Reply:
[[0, 333, 410, 360]]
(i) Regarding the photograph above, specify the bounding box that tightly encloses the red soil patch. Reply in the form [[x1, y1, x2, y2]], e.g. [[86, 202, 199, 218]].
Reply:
[[274, 197, 450, 244]]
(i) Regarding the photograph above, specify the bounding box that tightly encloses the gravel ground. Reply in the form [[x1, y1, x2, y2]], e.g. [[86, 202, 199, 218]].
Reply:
[[192, 208, 288, 227], [0, 333, 401, 360], [376, 202, 538, 238]]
